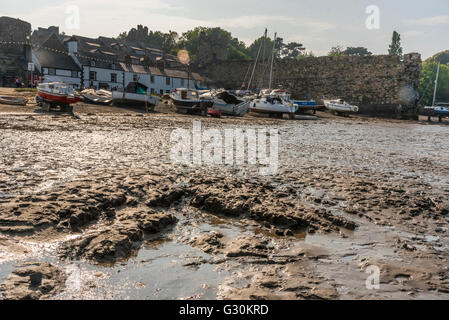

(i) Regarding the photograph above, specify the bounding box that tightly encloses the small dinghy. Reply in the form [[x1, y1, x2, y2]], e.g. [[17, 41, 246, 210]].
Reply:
[[112, 82, 160, 110], [324, 99, 359, 114], [81, 89, 112, 106], [210, 90, 250, 117], [0, 96, 28, 106]]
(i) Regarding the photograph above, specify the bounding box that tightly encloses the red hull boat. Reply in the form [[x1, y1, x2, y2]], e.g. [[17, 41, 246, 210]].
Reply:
[[36, 82, 80, 112]]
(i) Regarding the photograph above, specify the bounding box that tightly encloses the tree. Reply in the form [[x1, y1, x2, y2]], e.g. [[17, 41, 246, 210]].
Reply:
[[280, 42, 306, 59], [297, 51, 315, 61], [343, 47, 372, 56], [178, 27, 247, 61], [328, 45, 344, 57], [425, 50, 449, 65], [388, 31, 403, 57], [116, 32, 127, 41], [247, 36, 275, 60], [419, 61, 449, 105]]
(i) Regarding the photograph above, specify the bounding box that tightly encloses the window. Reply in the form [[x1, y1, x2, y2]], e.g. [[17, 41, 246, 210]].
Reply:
[[150, 75, 155, 83], [133, 74, 139, 82], [166, 77, 170, 86], [111, 73, 117, 83], [89, 71, 97, 81], [160, 89, 163, 95], [48, 68, 56, 75], [150, 88, 155, 94], [90, 60, 96, 67], [71, 71, 78, 78]]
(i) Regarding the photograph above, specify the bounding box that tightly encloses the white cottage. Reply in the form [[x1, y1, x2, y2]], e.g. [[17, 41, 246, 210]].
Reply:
[[32, 34, 81, 87]]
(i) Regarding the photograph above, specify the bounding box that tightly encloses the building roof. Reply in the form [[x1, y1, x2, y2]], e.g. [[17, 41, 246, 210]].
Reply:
[[34, 33, 81, 71], [77, 51, 123, 71], [35, 48, 81, 71]]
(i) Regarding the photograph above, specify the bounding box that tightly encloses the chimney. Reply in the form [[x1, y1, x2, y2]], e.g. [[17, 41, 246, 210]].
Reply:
[[66, 36, 78, 54]]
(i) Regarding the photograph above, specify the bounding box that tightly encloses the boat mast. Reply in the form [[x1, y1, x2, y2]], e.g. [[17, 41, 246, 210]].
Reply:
[[269, 32, 277, 90], [432, 61, 441, 106], [258, 28, 268, 89], [247, 28, 266, 91]]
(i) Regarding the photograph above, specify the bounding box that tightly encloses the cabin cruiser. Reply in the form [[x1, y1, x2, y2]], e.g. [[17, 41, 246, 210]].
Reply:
[[250, 91, 298, 117], [170, 88, 212, 114], [209, 90, 250, 117], [112, 82, 160, 110], [36, 82, 80, 112]]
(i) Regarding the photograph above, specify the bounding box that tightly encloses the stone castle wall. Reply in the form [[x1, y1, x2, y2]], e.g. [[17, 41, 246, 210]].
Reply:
[[194, 53, 422, 116], [0, 17, 32, 86]]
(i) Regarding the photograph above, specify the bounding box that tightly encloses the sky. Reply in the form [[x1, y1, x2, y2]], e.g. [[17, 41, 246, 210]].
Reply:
[[1, 0, 448, 59]]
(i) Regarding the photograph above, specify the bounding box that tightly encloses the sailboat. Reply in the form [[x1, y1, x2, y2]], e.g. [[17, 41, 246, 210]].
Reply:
[[424, 62, 449, 119], [249, 31, 298, 118]]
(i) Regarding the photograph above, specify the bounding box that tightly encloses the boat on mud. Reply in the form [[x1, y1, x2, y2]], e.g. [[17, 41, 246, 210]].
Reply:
[[112, 82, 160, 111], [0, 96, 28, 106], [36, 82, 80, 112], [323, 99, 359, 114], [250, 89, 298, 118], [81, 89, 112, 106], [209, 90, 250, 117], [170, 88, 212, 115]]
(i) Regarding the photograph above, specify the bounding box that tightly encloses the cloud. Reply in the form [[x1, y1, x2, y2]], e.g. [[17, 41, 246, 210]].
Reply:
[[402, 30, 425, 37], [406, 15, 449, 26]]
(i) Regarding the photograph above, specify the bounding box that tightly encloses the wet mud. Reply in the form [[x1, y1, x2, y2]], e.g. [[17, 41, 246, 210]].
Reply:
[[0, 103, 448, 299]]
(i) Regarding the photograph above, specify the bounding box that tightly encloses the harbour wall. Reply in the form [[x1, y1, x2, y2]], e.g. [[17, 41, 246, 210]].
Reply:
[[194, 53, 422, 117]]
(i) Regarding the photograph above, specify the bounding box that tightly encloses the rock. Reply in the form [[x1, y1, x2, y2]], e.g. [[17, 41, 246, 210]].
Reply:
[[189, 231, 224, 254], [0, 262, 66, 300]]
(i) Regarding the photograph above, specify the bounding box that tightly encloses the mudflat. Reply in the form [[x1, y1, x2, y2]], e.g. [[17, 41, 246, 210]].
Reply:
[[0, 101, 448, 300]]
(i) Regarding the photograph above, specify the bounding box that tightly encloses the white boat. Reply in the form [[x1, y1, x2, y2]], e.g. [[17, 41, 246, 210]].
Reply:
[[112, 82, 160, 110], [36, 82, 80, 112], [323, 99, 359, 113], [250, 96, 298, 116], [81, 89, 112, 105], [210, 91, 250, 117], [170, 88, 212, 114]]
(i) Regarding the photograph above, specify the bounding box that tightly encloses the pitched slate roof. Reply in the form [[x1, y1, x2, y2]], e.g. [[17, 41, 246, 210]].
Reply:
[[35, 48, 81, 71], [35, 34, 81, 71]]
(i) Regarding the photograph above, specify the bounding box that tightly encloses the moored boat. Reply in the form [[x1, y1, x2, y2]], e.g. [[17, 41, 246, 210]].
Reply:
[[81, 89, 112, 106], [170, 88, 212, 114], [323, 99, 359, 113], [112, 82, 160, 110], [250, 95, 298, 117], [36, 82, 80, 112], [0, 96, 28, 106], [210, 90, 250, 117]]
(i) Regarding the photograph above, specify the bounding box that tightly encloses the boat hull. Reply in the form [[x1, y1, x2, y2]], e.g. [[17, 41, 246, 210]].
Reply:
[[434, 107, 449, 116], [37, 90, 80, 105], [171, 98, 203, 109], [212, 100, 250, 117], [250, 100, 297, 114], [112, 92, 160, 108], [324, 101, 359, 113]]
